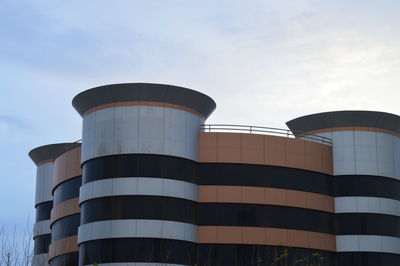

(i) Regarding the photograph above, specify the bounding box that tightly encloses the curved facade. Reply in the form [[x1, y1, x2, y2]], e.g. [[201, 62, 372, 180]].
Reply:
[[287, 111, 400, 266], [73, 83, 215, 265], [49, 144, 82, 266], [29, 84, 400, 266], [29, 143, 70, 266]]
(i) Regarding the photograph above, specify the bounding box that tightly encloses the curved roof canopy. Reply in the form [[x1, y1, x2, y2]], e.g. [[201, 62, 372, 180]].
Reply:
[[286, 110, 400, 134], [72, 83, 216, 119]]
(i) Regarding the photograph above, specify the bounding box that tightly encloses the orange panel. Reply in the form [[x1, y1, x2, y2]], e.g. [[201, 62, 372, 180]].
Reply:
[[242, 227, 266, 245], [48, 235, 78, 260], [217, 186, 242, 202], [50, 198, 80, 224], [199, 132, 333, 175], [241, 187, 264, 204], [286, 190, 307, 209], [267, 228, 288, 246], [53, 146, 82, 190], [288, 230, 308, 247], [265, 188, 287, 206], [198, 186, 217, 202], [217, 226, 242, 244], [198, 226, 217, 243]]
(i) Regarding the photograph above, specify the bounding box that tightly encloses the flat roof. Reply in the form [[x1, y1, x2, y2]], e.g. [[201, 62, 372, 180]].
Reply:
[[72, 83, 216, 118], [286, 110, 400, 134]]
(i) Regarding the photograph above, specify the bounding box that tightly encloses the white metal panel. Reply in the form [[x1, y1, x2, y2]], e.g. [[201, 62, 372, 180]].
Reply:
[[33, 220, 51, 237], [81, 111, 96, 163], [35, 162, 53, 205], [335, 197, 400, 217], [138, 105, 164, 154], [94, 108, 115, 157], [113, 106, 140, 154], [79, 178, 197, 204], [78, 220, 197, 244], [336, 235, 400, 254]]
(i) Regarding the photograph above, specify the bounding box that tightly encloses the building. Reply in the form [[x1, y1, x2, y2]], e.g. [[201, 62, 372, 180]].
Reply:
[[29, 83, 400, 266]]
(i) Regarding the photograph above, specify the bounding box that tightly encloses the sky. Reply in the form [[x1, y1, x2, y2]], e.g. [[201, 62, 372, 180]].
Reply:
[[1, 0, 400, 253]]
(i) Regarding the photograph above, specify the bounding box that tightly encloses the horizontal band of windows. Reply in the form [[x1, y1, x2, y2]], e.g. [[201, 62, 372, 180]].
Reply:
[[79, 177, 197, 204], [335, 213, 400, 237], [78, 220, 197, 244], [34, 234, 51, 255], [198, 244, 334, 266], [335, 197, 400, 217], [336, 235, 400, 254], [81, 196, 197, 225], [80, 196, 333, 234], [199, 163, 332, 195], [83, 263, 187, 266], [83, 154, 197, 184], [36, 201, 53, 222], [49, 252, 78, 266], [335, 252, 400, 266], [79, 238, 196, 265], [198, 226, 335, 251], [53, 176, 82, 205], [83, 155, 332, 196], [33, 220, 51, 238], [199, 203, 334, 234], [79, 239, 335, 266], [51, 214, 80, 242], [334, 175, 400, 200]]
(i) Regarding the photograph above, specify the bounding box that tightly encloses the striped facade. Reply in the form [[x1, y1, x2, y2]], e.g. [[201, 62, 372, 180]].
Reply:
[[29, 83, 400, 266]]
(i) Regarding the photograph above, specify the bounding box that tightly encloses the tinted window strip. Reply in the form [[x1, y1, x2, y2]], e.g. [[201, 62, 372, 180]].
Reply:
[[199, 203, 334, 234], [79, 238, 196, 265], [79, 239, 335, 266], [198, 244, 334, 266], [334, 175, 400, 200], [36, 201, 53, 222], [50, 251, 79, 266], [53, 176, 82, 205], [199, 163, 332, 195], [83, 154, 198, 184], [82, 154, 333, 196], [81, 196, 197, 225], [34, 234, 51, 255], [335, 252, 400, 266], [51, 214, 80, 242], [335, 213, 400, 237], [80, 196, 333, 234]]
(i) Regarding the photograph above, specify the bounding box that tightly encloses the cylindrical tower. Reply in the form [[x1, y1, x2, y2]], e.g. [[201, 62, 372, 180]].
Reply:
[[72, 83, 216, 265], [29, 143, 70, 266], [48, 143, 82, 266], [287, 111, 400, 266], [197, 131, 335, 265]]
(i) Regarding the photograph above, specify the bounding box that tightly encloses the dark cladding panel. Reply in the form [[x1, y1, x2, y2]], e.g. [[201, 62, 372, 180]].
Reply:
[[72, 83, 216, 118], [286, 110, 400, 134]]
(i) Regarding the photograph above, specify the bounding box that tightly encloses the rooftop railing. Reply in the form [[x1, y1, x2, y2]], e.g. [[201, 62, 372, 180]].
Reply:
[[200, 124, 332, 145]]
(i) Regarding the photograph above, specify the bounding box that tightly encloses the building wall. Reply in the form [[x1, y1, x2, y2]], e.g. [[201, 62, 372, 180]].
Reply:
[[33, 161, 53, 266], [197, 132, 335, 265], [78, 104, 202, 265], [30, 85, 400, 266], [287, 112, 400, 266], [48, 145, 81, 266]]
